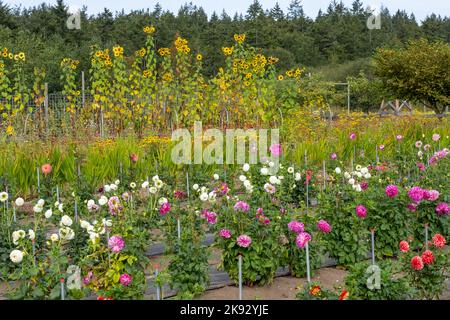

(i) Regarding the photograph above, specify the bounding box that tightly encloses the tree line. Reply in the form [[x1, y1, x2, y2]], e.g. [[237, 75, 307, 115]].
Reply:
[[0, 0, 449, 91]]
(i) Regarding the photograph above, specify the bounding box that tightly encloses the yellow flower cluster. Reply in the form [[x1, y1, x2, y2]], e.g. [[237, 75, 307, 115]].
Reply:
[[2, 48, 26, 61], [143, 70, 152, 78], [158, 47, 171, 57], [222, 47, 234, 56], [94, 49, 112, 66], [143, 26, 156, 34], [285, 68, 303, 78], [175, 37, 190, 54], [234, 34, 246, 44], [140, 135, 172, 147], [162, 72, 173, 82], [113, 46, 124, 57], [61, 58, 80, 70]]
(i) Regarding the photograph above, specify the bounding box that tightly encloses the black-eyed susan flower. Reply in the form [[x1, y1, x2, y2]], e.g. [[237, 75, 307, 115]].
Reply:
[[278, 75, 284, 81], [222, 47, 234, 56], [196, 54, 203, 61]]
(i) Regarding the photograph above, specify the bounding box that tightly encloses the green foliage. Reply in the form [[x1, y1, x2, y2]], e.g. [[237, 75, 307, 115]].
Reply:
[[344, 260, 412, 300], [374, 39, 450, 115]]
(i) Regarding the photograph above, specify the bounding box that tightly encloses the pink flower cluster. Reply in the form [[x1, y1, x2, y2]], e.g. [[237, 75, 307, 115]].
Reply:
[[295, 232, 311, 248], [385, 185, 398, 198], [408, 187, 440, 204], [429, 148, 450, 166], [317, 220, 332, 233], [108, 235, 125, 253], [436, 202, 450, 216], [203, 210, 217, 224], [219, 229, 231, 239], [288, 221, 305, 233], [234, 201, 250, 212], [255, 208, 270, 225], [236, 234, 252, 248], [159, 202, 171, 215]]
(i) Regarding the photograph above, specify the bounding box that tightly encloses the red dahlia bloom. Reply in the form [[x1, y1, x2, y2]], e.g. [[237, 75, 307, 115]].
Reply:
[[411, 256, 424, 270], [421, 250, 434, 265]]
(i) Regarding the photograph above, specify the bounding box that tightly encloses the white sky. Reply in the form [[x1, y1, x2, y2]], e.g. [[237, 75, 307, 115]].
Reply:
[[5, 0, 450, 22]]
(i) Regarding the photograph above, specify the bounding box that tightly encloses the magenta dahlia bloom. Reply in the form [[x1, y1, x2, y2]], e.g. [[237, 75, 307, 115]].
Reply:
[[317, 220, 332, 233], [108, 235, 125, 253], [385, 185, 399, 198], [219, 229, 231, 239], [408, 186, 424, 203], [234, 201, 250, 212], [356, 205, 367, 218], [159, 202, 171, 215], [288, 221, 305, 233], [295, 232, 311, 248], [119, 273, 132, 286], [436, 202, 450, 216], [360, 181, 369, 191], [236, 234, 252, 248]]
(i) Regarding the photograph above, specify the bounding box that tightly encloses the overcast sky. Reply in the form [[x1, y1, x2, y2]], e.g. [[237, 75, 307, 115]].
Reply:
[[4, 0, 449, 22]]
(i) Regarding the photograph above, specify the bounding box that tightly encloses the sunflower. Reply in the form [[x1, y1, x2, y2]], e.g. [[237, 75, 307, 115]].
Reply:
[[143, 26, 156, 34], [277, 75, 284, 81], [6, 125, 14, 136], [196, 54, 203, 61]]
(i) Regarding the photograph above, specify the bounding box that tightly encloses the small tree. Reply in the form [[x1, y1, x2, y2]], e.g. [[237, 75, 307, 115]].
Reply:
[[374, 39, 450, 116]]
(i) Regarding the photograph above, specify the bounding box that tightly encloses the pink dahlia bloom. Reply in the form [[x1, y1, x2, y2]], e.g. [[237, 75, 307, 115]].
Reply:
[[108, 196, 123, 216], [399, 240, 409, 253], [408, 186, 424, 203], [295, 232, 312, 249], [432, 234, 446, 248], [108, 236, 125, 253], [204, 210, 217, 224], [385, 185, 398, 198], [424, 190, 439, 201], [436, 202, 450, 216], [330, 153, 337, 160], [355, 205, 367, 218], [119, 273, 132, 286], [349, 133, 356, 140], [269, 143, 282, 157], [236, 234, 252, 248], [396, 135, 403, 141], [219, 229, 231, 239], [234, 201, 250, 212], [317, 220, 332, 233], [288, 221, 305, 233], [159, 202, 171, 215], [379, 144, 385, 151]]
